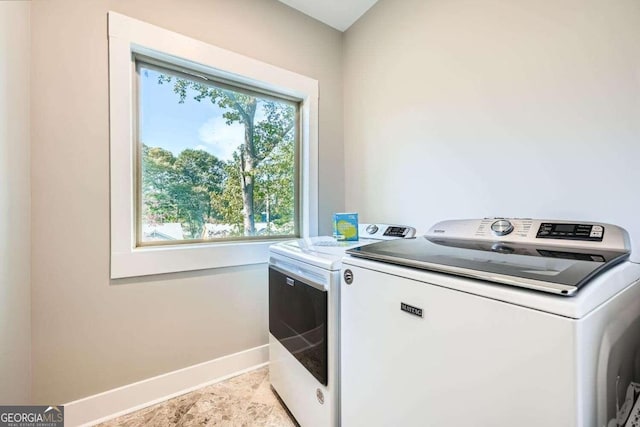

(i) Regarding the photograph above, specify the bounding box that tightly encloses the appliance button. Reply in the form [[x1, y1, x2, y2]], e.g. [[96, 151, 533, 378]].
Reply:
[[344, 269, 354, 285]]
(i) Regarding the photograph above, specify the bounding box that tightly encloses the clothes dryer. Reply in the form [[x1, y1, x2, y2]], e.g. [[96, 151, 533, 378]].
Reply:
[[268, 223, 415, 427]]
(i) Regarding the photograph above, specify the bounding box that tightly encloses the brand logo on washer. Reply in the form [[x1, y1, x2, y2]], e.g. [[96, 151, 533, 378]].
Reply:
[[401, 302, 423, 318], [343, 269, 353, 284]]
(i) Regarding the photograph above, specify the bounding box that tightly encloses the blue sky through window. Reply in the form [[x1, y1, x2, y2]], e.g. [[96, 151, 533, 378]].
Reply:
[[139, 67, 246, 161]]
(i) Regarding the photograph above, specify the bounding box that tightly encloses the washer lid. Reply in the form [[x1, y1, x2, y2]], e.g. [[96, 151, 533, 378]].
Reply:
[[347, 236, 630, 296]]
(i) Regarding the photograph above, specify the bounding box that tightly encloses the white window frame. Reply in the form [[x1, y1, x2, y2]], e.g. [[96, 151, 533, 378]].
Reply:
[[108, 12, 318, 279]]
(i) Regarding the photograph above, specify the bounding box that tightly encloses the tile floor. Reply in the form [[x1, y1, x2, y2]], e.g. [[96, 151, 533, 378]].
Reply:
[[98, 367, 298, 426]]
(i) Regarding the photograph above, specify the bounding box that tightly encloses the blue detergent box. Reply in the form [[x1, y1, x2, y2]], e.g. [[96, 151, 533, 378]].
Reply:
[[333, 212, 359, 241]]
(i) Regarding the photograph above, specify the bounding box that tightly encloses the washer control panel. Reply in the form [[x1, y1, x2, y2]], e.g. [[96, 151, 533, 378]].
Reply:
[[426, 218, 629, 251], [536, 223, 604, 241]]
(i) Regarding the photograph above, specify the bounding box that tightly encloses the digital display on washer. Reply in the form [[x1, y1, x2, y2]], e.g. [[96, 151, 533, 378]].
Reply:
[[536, 223, 604, 241]]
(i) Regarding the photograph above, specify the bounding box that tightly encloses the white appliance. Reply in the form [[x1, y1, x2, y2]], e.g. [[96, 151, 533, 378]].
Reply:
[[341, 218, 640, 427], [268, 223, 416, 427]]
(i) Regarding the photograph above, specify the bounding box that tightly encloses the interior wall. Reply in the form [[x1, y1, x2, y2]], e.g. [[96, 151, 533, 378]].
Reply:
[[30, 0, 343, 404], [344, 0, 640, 256], [0, 1, 32, 404]]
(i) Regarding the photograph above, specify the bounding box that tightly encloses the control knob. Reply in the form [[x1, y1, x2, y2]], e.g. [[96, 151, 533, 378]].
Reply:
[[491, 219, 514, 236], [365, 224, 379, 235]]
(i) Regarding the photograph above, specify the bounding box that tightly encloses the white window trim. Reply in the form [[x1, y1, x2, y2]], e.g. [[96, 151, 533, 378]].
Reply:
[[108, 12, 318, 279]]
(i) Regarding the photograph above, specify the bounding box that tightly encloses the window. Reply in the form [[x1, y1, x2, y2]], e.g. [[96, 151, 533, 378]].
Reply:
[[136, 59, 299, 245], [108, 12, 318, 278]]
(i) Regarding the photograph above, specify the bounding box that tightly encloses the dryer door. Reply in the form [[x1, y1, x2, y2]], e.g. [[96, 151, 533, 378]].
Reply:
[[269, 265, 328, 385]]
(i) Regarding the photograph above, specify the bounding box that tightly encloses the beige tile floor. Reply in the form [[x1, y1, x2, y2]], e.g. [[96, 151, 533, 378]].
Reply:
[[98, 367, 298, 427]]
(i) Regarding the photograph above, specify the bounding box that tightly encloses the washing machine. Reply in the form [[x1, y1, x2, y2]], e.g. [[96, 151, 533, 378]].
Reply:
[[341, 218, 640, 427], [268, 223, 416, 427]]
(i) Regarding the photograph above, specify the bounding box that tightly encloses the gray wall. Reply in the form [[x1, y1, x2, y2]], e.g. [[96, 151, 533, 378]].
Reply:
[[0, 1, 31, 404], [344, 0, 640, 255], [30, 0, 343, 404]]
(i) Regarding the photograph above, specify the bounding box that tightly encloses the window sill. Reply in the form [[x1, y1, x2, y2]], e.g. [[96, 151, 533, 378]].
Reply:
[[111, 239, 284, 278]]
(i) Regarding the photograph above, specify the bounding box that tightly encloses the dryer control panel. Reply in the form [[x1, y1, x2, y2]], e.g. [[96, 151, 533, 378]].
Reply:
[[359, 223, 416, 240]]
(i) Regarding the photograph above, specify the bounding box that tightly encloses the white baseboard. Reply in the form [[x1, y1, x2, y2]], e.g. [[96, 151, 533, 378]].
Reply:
[[64, 344, 269, 427]]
